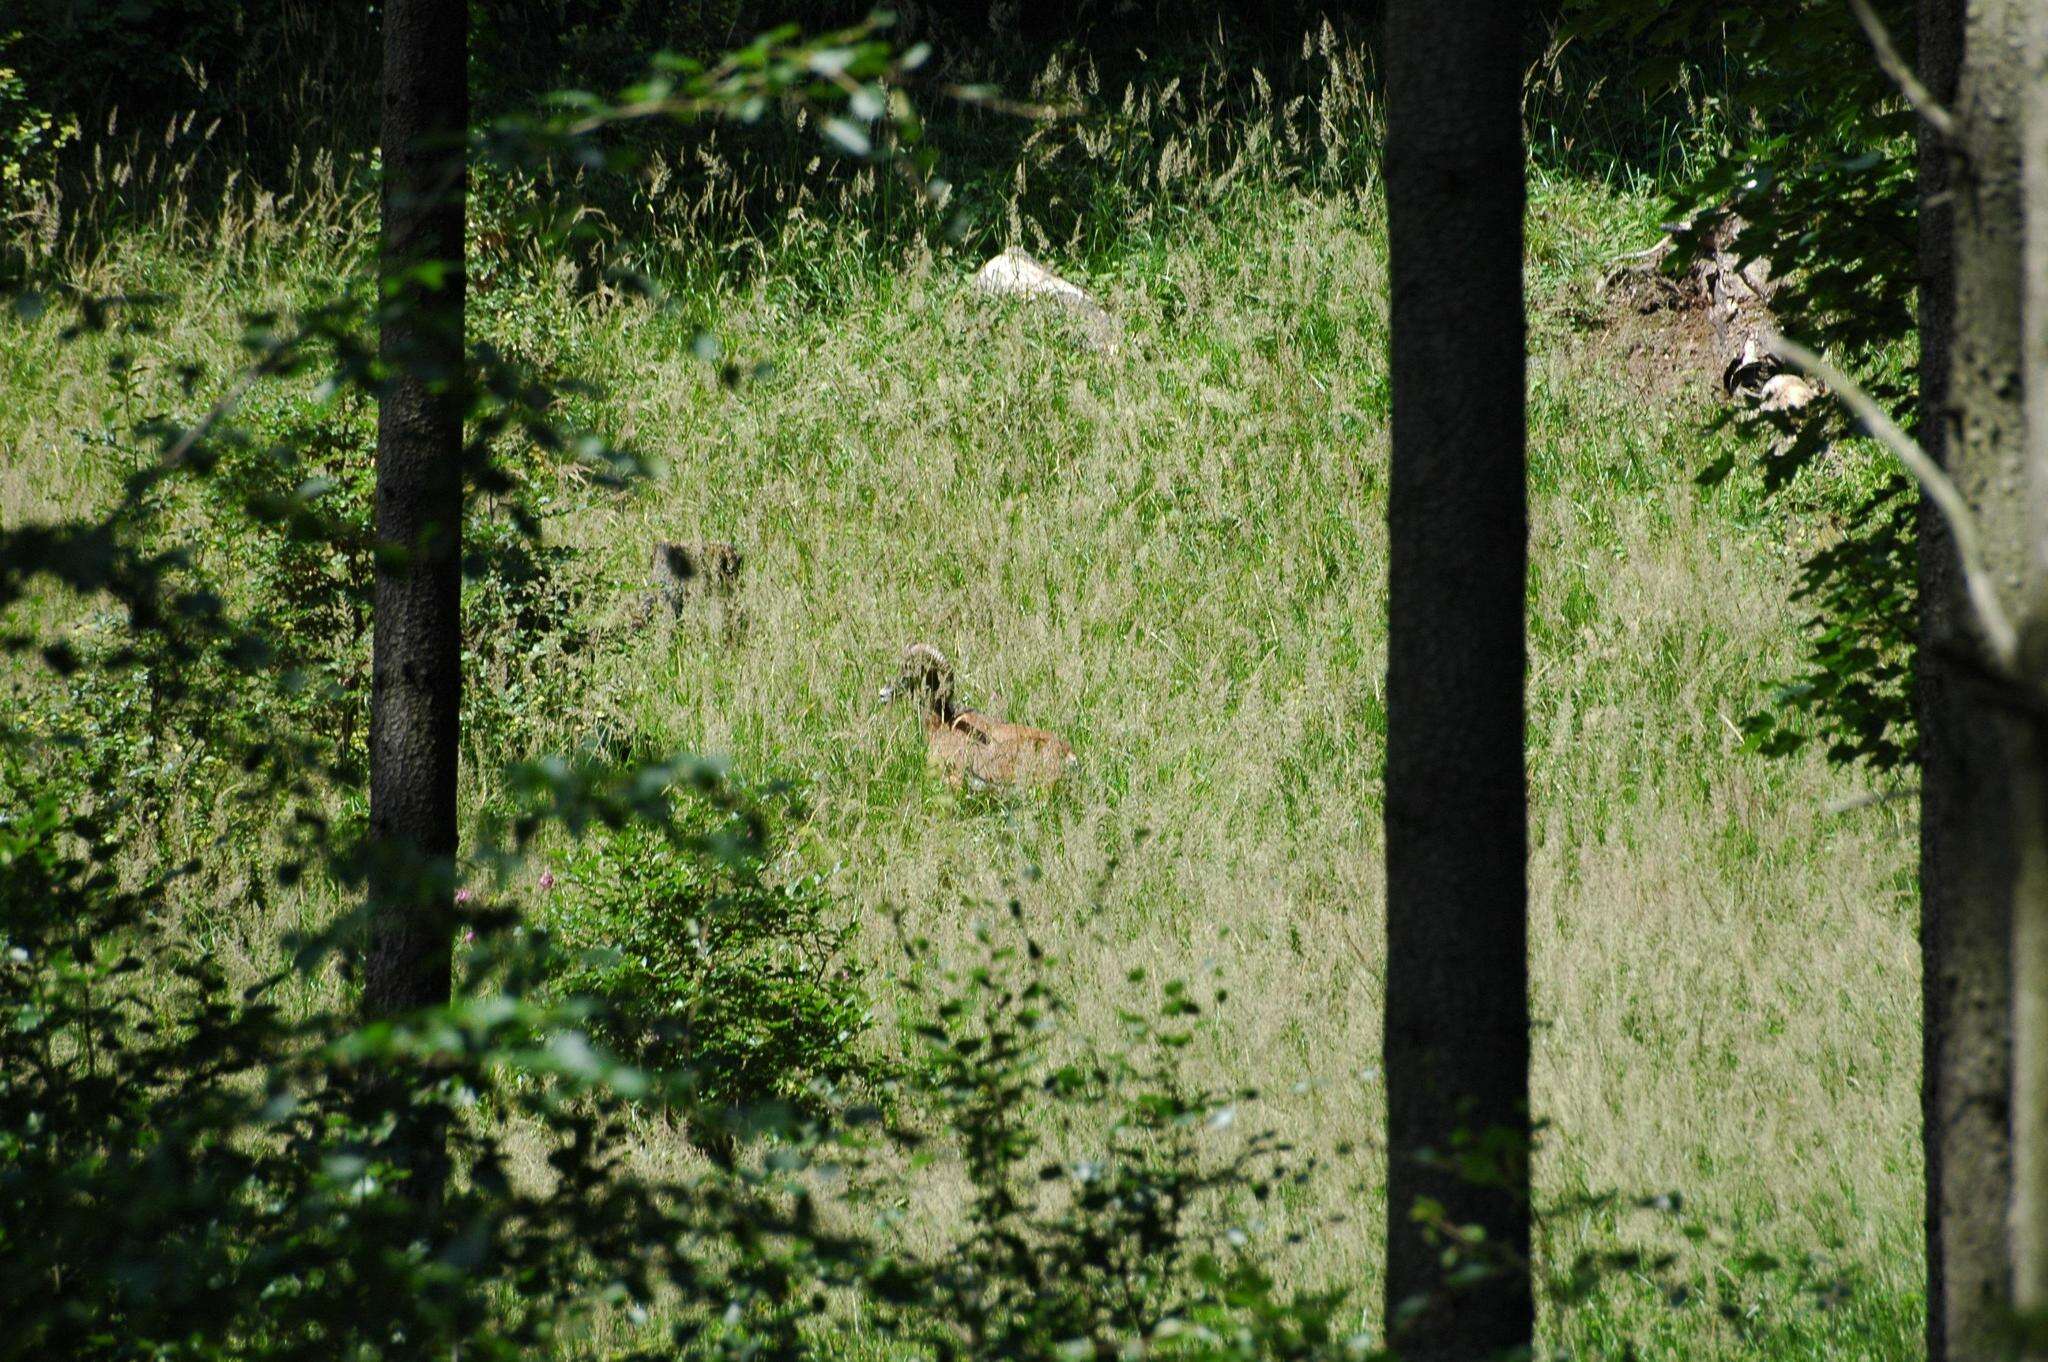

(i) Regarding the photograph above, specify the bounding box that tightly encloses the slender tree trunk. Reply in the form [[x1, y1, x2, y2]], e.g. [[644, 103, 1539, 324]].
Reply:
[[1915, 0, 2017, 1355], [2012, 0, 2048, 1335], [366, 0, 467, 1025], [1380, 2, 1531, 1357], [2018, 743, 2048, 1347]]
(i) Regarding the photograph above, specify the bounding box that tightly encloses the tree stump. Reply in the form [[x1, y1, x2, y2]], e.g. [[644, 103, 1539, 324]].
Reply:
[[646, 540, 744, 637]]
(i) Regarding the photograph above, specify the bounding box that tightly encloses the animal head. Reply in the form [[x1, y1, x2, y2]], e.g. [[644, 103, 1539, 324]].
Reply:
[[879, 643, 956, 717]]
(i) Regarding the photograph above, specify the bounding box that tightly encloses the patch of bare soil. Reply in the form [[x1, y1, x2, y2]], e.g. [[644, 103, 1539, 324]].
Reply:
[[1555, 217, 1821, 419], [1586, 251, 1729, 403]]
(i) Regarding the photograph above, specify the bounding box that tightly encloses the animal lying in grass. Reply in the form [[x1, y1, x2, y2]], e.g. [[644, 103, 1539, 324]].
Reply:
[[879, 644, 1076, 789]]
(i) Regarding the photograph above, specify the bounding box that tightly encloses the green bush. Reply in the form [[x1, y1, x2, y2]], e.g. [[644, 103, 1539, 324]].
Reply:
[[191, 367, 591, 777], [0, 32, 75, 214], [541, 807, 871, 1115], [198, 391, 379, 767], [0, 741, 846, 1361]]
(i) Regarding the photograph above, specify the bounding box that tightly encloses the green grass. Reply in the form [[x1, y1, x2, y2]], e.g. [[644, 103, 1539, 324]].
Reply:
[[1, 82, 1923, 1361]]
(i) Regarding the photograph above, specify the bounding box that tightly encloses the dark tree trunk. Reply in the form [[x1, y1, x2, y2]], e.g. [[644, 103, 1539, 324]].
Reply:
[[1380, 2, 1531, 1358], [366, 0, 467, 1028], [1919, 0, 2021, 1354]]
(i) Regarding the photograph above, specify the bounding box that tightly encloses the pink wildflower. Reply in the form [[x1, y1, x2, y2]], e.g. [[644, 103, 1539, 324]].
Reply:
[[538, 869, 557, 892], [454, 887, 475, 905]]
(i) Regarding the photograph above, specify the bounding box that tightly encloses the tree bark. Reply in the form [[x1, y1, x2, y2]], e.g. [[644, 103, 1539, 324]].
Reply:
[[1923, 0, 2026, 1351], [366, 0, 467, 1026], [1915, 0, 2018, 1354], [1380, 2, 1531, 1358], [2012, 0, 2048, 1336]]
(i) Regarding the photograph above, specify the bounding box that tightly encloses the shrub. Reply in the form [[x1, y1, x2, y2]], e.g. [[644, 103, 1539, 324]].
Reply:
[[542, 803, 871, 1115], [199, 391, 379, 768], [0, 741, 850, 1361], [0, 32, 75, 215]]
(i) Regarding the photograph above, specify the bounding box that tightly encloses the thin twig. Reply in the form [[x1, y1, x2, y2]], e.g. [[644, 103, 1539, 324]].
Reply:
[[161, 363, 266, 467], [1604, 240, 1671, 266], [1769, 332, 2020, 675], [1824, 787, 1917, 816], [1846, 0, 1957, 140]]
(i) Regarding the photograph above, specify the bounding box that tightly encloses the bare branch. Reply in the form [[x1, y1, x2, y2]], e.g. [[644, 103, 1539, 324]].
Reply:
[[161, 364, 265, 468], [1825, 787, 1918, 816], [1847, 0, 1957, 140], [1769, 332, 2020, 675]]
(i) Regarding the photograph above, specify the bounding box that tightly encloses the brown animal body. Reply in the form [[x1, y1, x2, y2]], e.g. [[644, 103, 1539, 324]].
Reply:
[[881, 644, 1074, 789]]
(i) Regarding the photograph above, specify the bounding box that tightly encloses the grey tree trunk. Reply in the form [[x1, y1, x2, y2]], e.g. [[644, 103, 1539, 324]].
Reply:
[[2013, 0, 2048, 1333], [1915, 0, 2017, 1354], [366, 0, 467, 1029], [1923, 0, 2028, 1350], [1380, 2, 1531, 1358]]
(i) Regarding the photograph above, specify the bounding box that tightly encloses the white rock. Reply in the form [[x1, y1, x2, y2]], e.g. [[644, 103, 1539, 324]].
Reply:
[[970, 248, 1119, 351], [972, 248, 1094, 304]]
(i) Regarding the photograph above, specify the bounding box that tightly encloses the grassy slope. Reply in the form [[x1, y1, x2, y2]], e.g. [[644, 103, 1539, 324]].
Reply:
[[1, 164, 1921, 1354]]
